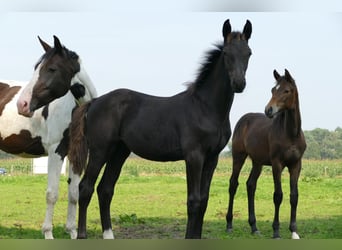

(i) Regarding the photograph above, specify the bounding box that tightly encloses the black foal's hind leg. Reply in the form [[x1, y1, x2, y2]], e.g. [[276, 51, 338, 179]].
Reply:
[[246, 162, 262, 234], [77, 152, 107, 239], [288, 162, 302, 239], [226, 153, 247, 233], [97, 144, 131, 239]]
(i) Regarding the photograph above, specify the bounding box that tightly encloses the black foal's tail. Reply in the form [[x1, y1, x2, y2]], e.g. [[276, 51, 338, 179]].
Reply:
[[68, 102, 91, 175]]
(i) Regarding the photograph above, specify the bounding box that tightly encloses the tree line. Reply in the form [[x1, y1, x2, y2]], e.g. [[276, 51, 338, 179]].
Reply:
[[303, 127, 342, 159]]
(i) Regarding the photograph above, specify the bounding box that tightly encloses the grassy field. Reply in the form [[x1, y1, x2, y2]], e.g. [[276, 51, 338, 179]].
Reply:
[[0, 157, 341, 239]]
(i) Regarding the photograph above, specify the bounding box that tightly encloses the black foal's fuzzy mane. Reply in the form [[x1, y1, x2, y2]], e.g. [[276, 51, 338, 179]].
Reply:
[[187, 43, 223, 92]]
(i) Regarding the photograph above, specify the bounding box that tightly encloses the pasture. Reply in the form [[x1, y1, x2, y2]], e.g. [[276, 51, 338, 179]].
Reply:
[[0, 157, 341, 239]]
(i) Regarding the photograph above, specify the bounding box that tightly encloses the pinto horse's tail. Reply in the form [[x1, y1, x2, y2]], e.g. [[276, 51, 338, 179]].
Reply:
[[68, 102, 91, 175]]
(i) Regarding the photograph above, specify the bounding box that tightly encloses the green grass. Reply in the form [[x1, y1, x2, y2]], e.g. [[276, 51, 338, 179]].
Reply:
[[0, 157, 341, 239]]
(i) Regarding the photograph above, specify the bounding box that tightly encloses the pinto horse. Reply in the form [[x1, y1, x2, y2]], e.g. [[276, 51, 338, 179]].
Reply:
[[66, 19, 252, 239], [226, 69, 306, 239], [13, 36, 97, 239]]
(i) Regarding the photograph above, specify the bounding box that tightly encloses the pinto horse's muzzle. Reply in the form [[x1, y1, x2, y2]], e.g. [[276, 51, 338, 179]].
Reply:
[[17, 98, 34, 118]]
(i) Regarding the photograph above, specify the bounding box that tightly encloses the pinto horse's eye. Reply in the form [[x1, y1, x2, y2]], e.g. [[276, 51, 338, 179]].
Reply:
[[48, 67, 56, 73]]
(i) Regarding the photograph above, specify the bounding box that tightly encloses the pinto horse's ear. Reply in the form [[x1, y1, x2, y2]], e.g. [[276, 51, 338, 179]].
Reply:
[[38, 36, 51, 52], [222, 19, 231, 42], [284, 69, 294, 82], [53, 35, 64, 54], [273, 70, 281, 80], [242, 20, 252, 41]]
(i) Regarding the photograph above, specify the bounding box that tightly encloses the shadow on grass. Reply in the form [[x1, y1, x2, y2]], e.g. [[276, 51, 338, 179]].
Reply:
[[0, 225, 69, 239], [122, 215, 342, 239], [1, 215, 341, 239]]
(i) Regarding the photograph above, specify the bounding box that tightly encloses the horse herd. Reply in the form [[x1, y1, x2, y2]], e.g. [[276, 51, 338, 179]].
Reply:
[[1, 19, 306, 239]]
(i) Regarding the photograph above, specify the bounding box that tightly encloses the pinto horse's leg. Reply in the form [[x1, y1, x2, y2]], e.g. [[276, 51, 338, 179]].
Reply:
[[288, 162, 302, 239], [226, 152, 247, 233], [246, 162, 263, 234], [97, 144, 130, 239], [65, 161, 80, 239], [42, 149, 64, 239], [271, 164, 284, 239], [77, 151, 107, 239], [185, 151, 205, 239]]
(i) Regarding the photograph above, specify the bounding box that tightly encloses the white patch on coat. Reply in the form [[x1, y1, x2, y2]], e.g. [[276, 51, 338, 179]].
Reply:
[[17, 63, 42, 109]]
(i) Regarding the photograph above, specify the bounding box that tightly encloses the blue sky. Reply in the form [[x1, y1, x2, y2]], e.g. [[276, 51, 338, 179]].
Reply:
[[0, 1, 341, 131]]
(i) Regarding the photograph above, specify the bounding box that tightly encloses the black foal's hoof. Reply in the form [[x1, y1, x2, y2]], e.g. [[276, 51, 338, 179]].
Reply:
[[77, 234, 87, 239], [226, 223, 233, 233], [252, 230, 261, 235]]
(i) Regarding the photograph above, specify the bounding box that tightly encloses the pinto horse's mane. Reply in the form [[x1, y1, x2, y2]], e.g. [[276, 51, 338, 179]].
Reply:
[[34, 46, 79, 70]]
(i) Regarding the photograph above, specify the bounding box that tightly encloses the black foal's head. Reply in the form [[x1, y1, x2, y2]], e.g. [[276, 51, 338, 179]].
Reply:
[[222, 19, 252, 93]]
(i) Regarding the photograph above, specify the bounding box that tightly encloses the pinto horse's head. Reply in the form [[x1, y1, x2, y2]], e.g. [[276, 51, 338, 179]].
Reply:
[[222, 19, 252, 93], [17, 36, 81, 117], [265, 69, 298, 118]]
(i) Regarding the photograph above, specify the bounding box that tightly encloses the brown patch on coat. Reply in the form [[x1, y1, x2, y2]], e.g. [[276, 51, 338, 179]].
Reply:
[[0, 82, 21, 116], [0, 130, 46, 156]]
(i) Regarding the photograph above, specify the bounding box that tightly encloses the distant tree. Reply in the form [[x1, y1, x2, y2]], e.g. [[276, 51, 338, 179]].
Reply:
[[303, 131, 321, 159], [333, 127, 342, 158], [303, 128, 342, 159]]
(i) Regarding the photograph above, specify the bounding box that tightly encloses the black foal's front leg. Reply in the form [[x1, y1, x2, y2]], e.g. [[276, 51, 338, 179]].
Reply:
[[185, 151, 205, 239], [199, 156, 219, 226]]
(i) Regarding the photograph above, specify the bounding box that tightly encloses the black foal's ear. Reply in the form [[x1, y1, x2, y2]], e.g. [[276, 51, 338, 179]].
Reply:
[[222, 19, 231, 42], [273, 70, 281, 80], [242, 20, 252, 41], [38, 36, 51, 52]]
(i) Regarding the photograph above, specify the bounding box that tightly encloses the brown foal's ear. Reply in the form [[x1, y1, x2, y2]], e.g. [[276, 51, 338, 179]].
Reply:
[[273, 69, 281, 81]]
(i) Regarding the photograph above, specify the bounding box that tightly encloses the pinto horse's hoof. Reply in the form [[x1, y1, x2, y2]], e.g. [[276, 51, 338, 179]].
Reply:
[[291, 232, 300, 239]]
